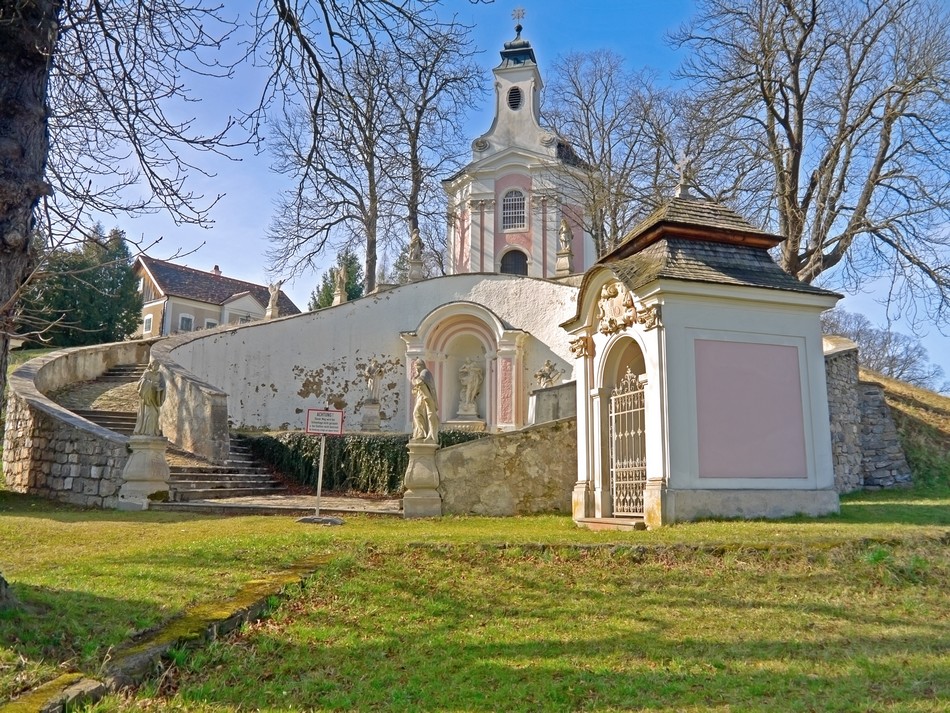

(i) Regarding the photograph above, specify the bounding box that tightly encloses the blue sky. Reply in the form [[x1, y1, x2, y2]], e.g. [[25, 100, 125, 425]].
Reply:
[[118, 0, 948, 377]]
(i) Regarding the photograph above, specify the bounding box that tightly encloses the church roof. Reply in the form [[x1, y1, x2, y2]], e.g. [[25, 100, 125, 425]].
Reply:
[[498, 23, 537, 68], [136, 255, 301, 314]]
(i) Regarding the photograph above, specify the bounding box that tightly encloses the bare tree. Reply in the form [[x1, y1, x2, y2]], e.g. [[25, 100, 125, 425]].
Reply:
[[266, 18, 482, 289], [674, 0, 950, 325], [544, 50, 673, 256], [384, 25, 483, 272], [268, 49, 400, 294], [822, 308, 946, 390], [1, 0, 238, 407]]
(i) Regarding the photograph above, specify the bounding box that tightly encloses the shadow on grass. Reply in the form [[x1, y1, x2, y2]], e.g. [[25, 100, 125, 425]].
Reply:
[[0, 490, 222, 524], [149, 548, 949, 712], [0, 583, 166, 701]]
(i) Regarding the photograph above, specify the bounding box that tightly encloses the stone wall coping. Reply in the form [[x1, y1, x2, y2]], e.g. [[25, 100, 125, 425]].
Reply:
[[8, 348, 133, 446], [822, 335, 858, 359], [439, 416, 577, 454]]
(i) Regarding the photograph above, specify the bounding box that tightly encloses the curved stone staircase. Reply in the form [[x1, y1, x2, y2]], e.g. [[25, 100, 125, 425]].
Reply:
[[68, 364, 287, 503]]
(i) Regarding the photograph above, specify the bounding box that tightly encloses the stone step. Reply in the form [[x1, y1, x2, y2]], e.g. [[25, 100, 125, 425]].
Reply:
[[172, 485, 287, 502], [170, 477, 279, 490], [169, 470, 277, 483], [170, 465, 270, 475]]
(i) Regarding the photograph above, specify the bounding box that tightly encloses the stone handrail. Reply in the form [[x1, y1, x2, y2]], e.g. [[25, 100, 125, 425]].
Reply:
[[149, 338, 230, 464], [2, 340, 152, 508]]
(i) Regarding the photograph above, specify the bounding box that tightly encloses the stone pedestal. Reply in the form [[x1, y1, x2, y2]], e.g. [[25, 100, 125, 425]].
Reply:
[[332, 287, 346, 306], [555, 248, 574, 277], [265, 306, 277, 320], [442, 419, 486, 433], [407, 258, 426, 283], [361, 402, 381, 431], [118, 435, 171, 511], [403, 441, 442, 518]]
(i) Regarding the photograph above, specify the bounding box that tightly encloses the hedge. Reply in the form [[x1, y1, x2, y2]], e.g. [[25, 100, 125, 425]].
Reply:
[[244, 430, 488, 495]]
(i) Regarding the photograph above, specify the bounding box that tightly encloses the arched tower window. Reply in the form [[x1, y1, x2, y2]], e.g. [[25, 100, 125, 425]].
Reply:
[[501, 189, 526, 230], [500, 249, 528, 275]]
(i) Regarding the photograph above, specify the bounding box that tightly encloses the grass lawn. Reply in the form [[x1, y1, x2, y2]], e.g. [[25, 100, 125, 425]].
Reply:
[[0, 487, 947, 711]]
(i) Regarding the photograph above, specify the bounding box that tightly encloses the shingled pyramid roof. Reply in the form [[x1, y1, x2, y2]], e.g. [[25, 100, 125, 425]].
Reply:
[[594, 194, 839, 297], [136, 256, 301, 315]]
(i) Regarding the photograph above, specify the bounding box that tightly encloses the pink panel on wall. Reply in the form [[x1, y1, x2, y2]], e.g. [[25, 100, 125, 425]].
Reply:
[[500, 358, 512, 421], [694, 340, 807, 478]]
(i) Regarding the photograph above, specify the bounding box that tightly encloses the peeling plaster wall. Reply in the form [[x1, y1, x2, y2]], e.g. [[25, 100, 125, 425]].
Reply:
[[167, 275, 579, 431]]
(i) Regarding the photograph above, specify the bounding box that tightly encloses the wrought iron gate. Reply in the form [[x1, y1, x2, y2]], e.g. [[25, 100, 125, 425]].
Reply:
[[608, 368, 647, 517]]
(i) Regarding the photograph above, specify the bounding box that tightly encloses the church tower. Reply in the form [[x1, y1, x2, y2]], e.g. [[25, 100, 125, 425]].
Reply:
[[443, 20, 593, 277]]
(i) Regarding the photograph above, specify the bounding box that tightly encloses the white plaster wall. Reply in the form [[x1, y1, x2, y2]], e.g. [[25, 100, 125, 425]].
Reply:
[[169, 274, 579, 431]]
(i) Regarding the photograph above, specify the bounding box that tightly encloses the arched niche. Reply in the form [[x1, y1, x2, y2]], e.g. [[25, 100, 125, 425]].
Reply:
[[402, 301, 528, 431]]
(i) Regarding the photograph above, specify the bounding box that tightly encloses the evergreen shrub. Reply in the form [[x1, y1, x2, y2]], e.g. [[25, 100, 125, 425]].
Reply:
[[245, 430, 488, 494]]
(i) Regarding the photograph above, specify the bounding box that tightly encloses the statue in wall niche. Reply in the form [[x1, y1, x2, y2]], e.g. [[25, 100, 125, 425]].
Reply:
[[558, 218, 573, 252], [534, 359, 564, 389], [411, 359, 439, 442], [458, 357, 484, 411], [363, 358, 385, 403], [134, 361, 166, 437]]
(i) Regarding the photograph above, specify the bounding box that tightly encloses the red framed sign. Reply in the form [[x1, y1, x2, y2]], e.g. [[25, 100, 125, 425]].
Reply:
[[305, 408, 344, 435]]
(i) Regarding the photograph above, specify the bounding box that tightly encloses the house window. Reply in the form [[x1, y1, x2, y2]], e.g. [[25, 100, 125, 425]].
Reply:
[[205, 319, 218, 330], [143, 315, 153, 334], [179, 314, 194, 332], [500, 249, 528, 275], [502, 189, 526, 230]]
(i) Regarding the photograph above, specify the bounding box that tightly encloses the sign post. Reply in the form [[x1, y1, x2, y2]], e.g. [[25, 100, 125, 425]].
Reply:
[[299, 408, 345, 525]]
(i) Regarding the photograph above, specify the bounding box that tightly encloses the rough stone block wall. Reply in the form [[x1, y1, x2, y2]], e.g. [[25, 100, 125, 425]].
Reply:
[[823, 343, 863, 493], [436, 418, 576, 515], [859, 382, 913, 489], [3, 393, 128, 508]]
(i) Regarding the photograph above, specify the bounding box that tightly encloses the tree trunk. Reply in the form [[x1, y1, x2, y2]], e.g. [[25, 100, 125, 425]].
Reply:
[[1, 0, 58, 412], [1, 1, 58, 612]]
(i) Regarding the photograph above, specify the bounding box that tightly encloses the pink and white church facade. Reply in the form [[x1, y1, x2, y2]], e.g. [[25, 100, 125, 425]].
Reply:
[[443, 24, 595, 278]]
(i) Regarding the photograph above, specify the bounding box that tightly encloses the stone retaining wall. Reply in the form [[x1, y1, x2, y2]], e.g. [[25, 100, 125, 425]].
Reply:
[[824, 338, 864, 493], [2, 342, 151, 507], [823, 336, 912, 492], [858, 381, 913, 488], [437, 418, 576, 515]]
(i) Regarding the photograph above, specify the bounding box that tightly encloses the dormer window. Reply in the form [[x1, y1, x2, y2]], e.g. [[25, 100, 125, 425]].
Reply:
[[502, 189, 526, 230], [507, 86, 523, 110]]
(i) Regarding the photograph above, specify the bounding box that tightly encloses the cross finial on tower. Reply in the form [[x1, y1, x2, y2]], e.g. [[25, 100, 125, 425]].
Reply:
[[675, 151, 695, 199], [512, 7, 525, 35]]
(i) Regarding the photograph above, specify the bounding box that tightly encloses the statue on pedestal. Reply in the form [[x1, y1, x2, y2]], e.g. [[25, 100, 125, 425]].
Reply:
[[410, 359, 439, 442], [558, 218, 574, 252], [134, 361, 166, 436]]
